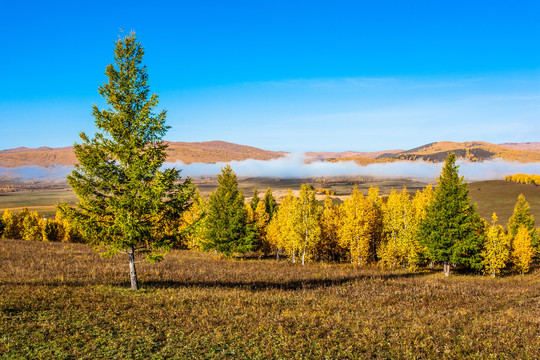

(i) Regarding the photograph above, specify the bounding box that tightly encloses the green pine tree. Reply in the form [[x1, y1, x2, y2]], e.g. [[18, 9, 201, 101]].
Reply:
[[507, 194, 538, 251], [203, 165, 255, 257], [250, 188, 260, 210], [57, 32, 193, 290], [417, 153, 484, 276], [264, 187, 278, 220]]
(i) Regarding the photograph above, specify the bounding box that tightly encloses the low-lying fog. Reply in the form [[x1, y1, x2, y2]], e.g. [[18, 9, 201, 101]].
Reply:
[[1, 154, 539, 182]]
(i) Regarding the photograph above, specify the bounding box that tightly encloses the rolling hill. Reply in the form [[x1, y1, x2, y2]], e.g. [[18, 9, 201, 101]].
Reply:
[[1, 140, 539, 168], [375, 141, 540, 163], [0, 141, 286, 168], [499, 142, 540, 151]]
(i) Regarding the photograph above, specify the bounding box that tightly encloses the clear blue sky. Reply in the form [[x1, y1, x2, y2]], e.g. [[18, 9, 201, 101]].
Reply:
[[1, 0, 539, 152]]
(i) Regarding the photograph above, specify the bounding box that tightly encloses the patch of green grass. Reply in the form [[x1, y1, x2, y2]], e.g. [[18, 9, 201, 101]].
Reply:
[[469, 180, 540, 225], [0, 189, 77, 218], [1, 239, 539, 359]]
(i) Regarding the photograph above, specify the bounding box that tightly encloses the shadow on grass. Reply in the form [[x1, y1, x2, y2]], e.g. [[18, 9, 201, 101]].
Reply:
[[2, 270, 436, 291], [142, 270, 434, 291]]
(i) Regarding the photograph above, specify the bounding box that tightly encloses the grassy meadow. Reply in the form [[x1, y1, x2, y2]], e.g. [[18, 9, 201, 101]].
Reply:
[[1, 239, 539, 359], [468, 180, 540, 224], [0, 188, 77, 219]]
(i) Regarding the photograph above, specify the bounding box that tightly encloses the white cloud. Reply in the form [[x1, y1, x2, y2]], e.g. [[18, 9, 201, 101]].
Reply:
[[2, 156, 539, 182], [165, 154, 540, 181]]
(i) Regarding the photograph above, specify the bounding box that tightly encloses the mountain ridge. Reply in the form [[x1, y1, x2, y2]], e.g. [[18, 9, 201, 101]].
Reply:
[[374, 141, 540, 163], [0, 141, 539, 168]]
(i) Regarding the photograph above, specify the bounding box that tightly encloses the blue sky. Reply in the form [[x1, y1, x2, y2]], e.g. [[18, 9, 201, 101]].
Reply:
[[1, 0, 539, 151]]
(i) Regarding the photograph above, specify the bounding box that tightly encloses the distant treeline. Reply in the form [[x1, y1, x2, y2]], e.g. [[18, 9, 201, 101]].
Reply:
[[0, 208, 83, 243], [505, 173, 540, 185]]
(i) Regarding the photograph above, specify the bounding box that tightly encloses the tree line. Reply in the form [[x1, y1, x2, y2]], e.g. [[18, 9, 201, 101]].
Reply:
[[505, 173, 540, 185], [179, 154, 538, 276]]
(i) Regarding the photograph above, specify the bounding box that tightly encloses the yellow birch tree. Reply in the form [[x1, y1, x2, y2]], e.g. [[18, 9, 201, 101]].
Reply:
[[317, 195, 346, 262], [339, 186, 375, 266], [293, 184, 321, 265], [512, 226, 534, 275], [481, 213, 510, 277]]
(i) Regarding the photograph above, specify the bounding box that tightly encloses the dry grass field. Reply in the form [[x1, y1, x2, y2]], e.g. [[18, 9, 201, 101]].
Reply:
[[1, 239, 539, 359]]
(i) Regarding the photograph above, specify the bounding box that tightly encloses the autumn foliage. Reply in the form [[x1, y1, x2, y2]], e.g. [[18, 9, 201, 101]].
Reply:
[[505, 173, 540, 185]]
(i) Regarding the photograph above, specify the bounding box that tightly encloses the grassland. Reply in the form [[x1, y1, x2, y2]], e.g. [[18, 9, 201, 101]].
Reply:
[[1, 239, 539, 359], [468, 180, 540, 224], [0, 188, 77, 219]]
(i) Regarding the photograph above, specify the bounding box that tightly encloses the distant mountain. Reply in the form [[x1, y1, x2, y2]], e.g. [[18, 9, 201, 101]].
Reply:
[[165, 141, 287, 164], [499, 142, 540, 151], [306, 149, 404, 162], [1, 140, 539, 168], [0, 141, 286, 168], [376, 141, 540, 163]]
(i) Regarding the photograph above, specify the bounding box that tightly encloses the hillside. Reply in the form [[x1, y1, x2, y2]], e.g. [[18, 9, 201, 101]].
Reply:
[[2, 141, 539, 168], [0, 141, 286, 168], [305, 149, 403, 162], [376, 141, 540, 163], [500, 142, 540, 151]]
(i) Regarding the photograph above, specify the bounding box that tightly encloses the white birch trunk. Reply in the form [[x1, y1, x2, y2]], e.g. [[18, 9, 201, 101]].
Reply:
[[128, 245, 139, 290]]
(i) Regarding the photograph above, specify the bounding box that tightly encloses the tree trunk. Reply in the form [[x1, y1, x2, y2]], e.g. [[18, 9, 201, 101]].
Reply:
[[128, 245, 139, 290], [443, 261, 450, 277], [276, 248, 280, 261], [292, 251, 296, 264], [303, 226, 308, 266]]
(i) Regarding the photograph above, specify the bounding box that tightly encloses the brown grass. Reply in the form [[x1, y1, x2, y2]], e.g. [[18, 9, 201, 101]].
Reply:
[[1, 239, 539, 359]]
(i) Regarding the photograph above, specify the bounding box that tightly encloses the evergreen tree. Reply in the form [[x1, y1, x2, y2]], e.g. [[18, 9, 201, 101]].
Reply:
[[264, 187, 278, 220], [57, 32, 193, 290], [417, 153, 484, 276], [203, 165, 255, 256], [250, 188, 260, 210], [507, 194, 538, 251]]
